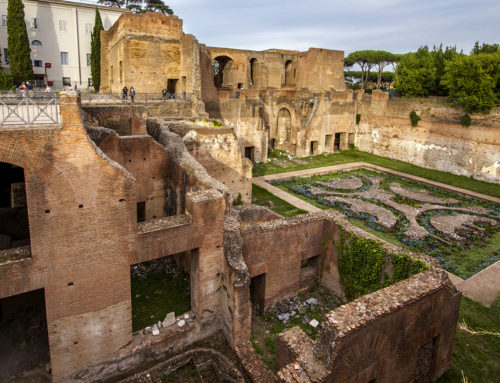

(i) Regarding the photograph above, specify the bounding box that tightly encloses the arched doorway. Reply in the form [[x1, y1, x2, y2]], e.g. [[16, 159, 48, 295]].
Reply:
[[0, 162, 30, 251], [249, 58, 259, 86], [213, 56, 234, 89], [285, 60, 294, 86], [277, 108, 292, 144]]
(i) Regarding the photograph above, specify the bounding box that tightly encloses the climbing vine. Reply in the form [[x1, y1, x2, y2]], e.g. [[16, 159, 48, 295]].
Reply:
[[335, 227, 427, 300]]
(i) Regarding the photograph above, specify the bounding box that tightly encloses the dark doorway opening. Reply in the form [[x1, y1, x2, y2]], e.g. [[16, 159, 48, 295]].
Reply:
[[137, 201, 146, 223], [0, 289, 51, 382], [244, 146, 255, 163], [325, 134, 333, 150], [167, 79, 178, 95], [310, 141, 318, 155], [300, 255, 320, 288], [334, 133, 341, 151], [34, 75, 45, 89], [270, 138, 276, 149], [213, 56, 233, 89], [250, 273, 266, 314], [0, 162, 30, 251]]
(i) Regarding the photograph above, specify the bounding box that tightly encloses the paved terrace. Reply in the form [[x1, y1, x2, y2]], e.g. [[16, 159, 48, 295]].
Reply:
[[254, 162, 500, 307]]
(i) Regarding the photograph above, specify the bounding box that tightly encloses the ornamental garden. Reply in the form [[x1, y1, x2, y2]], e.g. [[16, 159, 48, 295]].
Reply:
[[271, 168, 500, 279]]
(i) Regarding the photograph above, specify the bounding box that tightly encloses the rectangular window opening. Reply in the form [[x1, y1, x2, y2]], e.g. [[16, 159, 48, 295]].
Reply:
[[62, 77, 71, 86], [136, 201, 146, 222], [130, 252, 192, 332], [60, 52, 69, 66]]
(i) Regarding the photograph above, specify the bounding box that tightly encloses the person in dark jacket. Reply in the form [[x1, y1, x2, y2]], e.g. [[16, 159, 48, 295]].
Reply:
[[122, 86, 128, 101], [129, 87, 136, 103]]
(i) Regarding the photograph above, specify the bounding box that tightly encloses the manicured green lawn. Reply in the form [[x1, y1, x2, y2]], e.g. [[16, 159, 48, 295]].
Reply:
[[253, 149, 500, 199], [252, 184, 307, 217], [437, 294, 500, 383]]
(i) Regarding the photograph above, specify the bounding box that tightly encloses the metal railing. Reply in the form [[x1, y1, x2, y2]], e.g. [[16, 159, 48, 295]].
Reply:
[[0, 92, 60, 125], [80, 92, 191, 104]]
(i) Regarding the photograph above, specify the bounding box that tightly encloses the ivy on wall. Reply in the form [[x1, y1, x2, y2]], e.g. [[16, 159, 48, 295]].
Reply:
[[336, 227, 427, 300]]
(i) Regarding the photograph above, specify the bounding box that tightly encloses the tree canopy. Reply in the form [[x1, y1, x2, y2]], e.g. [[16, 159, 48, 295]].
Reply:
[[7, 0, 33, 84], [98, 0, 173, 14], [345, 50, 398, 89], [90, 8, 104, 91], [393, 43, 499, 113], [441, 53, 500, 113]]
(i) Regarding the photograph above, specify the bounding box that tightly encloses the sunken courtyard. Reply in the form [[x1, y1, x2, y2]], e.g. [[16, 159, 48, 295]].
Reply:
[[1, 11, 499, 383]]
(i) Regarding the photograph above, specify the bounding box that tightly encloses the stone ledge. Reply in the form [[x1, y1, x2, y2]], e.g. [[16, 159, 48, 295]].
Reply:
[[137, 214, 191, 235]]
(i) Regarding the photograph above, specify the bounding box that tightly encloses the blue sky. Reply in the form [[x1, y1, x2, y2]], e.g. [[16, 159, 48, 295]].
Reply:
[[94, 0, 500, 55]]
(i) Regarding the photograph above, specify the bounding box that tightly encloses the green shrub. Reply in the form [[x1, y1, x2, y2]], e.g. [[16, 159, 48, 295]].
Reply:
[[461, 114, 472, 127], [0, 70, 14, 90], [233, 193, 243, 206], [409, 110, 421, 127], [212, 119, 223, 127], [355, 114, 361, 125]]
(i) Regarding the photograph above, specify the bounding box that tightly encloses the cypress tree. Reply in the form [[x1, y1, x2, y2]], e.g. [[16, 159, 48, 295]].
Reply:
[[7, 0, 34, 84], [91, 8, 104, 92]]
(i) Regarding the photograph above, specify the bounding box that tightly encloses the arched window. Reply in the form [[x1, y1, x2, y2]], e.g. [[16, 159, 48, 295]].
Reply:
[[213, 56, 233, 88], [249, 58, 258, 86], [31, 40, 43, 46], [277, 108, 292, 143], [285, 60, 294, 86]]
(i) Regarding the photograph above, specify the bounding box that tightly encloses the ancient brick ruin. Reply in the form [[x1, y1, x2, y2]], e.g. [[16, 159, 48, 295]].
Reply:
[[4, 10, 497, 383]]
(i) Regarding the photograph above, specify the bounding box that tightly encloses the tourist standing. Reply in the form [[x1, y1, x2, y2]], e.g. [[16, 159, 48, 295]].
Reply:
[[122, 86, 128, 101], [20, 82, 27, 97], [161, 88, 167, 101], [129, 87, 136, 103]]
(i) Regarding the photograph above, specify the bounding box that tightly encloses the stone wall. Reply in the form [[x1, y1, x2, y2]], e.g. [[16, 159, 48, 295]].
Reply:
[[355, 101, 500, 183], [0, 92, 136, 382], [166, 121, 253, 204], [276, 270, 461, 383]]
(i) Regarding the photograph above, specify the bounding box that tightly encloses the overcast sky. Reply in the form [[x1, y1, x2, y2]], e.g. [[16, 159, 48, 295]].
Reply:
[[158, 0, 499, 55]]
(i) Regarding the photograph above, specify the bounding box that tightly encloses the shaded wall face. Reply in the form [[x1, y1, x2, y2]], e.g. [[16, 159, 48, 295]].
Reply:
[[241, 219, 327, 308], [296, 48, 346, 91], [0, 93, 136, 382], [322, 286, 461, 383], [183, 130, 253, 204], [99, 135, 172, 220]]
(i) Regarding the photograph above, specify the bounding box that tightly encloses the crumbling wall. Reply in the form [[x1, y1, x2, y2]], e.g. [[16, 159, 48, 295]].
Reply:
[[0, 92, 136, 383], [355, 101, 500, 183], [166, 123, 253, 204]]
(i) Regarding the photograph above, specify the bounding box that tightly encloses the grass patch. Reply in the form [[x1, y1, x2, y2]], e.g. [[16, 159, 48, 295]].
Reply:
[[254, 149, 500, 199], [131, 269, 191, 332], [437, 294, 500, 383], [252, 184, 307, 217], [347, 217, 410, 249]]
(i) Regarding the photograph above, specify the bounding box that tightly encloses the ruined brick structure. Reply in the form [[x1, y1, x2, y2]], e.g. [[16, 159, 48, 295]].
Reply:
[[0, 11, 477, 383]]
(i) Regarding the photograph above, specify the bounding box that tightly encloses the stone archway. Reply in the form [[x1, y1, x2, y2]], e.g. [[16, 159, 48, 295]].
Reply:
[[249, 58, 260, 87], [213, 56, 234, 89], [285, 60, 295, 86], [277, 108, 292, 145]]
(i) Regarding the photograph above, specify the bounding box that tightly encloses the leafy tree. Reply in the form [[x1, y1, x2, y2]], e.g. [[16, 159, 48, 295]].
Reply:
[[345, 50, 377, 89], [98, 0, 173, 14], [7, 0, 33, 84], [471, 42, 500, 55], [144, 0, 172, 14], [371, 51, 398, 90], [395, 48, 437, 97], [441, 53, 500, 113], [0, 70, 14, 90], [91, 8, 104, 92]]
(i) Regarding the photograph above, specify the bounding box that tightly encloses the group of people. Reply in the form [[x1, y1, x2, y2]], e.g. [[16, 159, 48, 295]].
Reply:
[[122, 86, 136, 102]]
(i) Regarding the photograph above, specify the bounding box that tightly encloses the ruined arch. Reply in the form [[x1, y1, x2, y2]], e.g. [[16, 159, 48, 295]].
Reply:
[[213, 55, 234, 89], [285, 60, 295, 86], [277, 108, 292, 144], [249, 58, 260, 86]]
